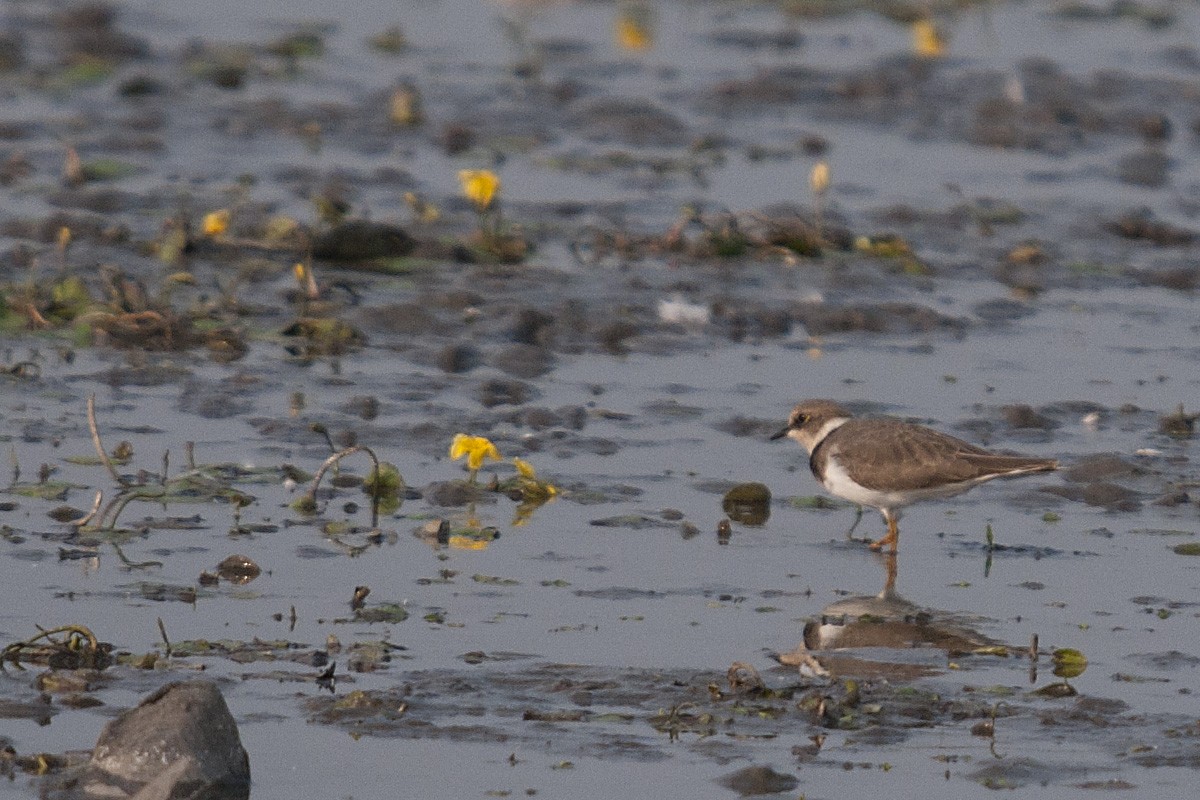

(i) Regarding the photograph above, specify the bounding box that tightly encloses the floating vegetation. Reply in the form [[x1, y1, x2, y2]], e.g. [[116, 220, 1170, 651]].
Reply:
[[503, 458, 558, 526], [351, 603, 410, 624], [1158, 405, 1196, 439], [722, 482, 771, 526], [1051, 648, 1088, 680], [2, 625, 112, 671]]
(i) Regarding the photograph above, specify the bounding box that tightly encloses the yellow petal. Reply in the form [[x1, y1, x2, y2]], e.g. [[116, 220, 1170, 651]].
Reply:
[[203, 209, 230, 237], [912, 20, 946, 59], [458, 169, 500, 211], [448, 534, 490, 550], [616, 8, 654, 52], [513, 457, 536, 479], [449, 433, 471, 460]]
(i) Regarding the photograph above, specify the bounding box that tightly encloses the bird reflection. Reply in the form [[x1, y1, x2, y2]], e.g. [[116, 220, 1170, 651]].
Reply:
[[777, 553, 1005, 676]]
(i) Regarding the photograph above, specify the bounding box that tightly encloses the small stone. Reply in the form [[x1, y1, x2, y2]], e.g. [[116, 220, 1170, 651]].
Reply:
[[478, 378, 532, 407], [436, 343, 479, 373], [216, 555, 261, 584]]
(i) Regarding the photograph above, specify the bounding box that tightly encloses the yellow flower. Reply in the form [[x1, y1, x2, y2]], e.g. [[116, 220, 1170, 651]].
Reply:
[[514, 457, 557, 493], [448, 534, 490, 550], [449, 434, 501, 472], [912, 19, 946, 59], [616, 7, 653, 52], [809, 161, 830, 196], [458, 170, 500, 211], [513, 457, 537, 480], [203, 209, 231, 236]]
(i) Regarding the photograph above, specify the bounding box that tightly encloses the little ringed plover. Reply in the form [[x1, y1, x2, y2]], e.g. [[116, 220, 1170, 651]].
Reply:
[[772, 399, 1058, 553]]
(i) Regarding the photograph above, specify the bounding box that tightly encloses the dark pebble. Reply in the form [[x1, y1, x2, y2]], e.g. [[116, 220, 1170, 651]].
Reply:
[[437, 343, 480, 373], [1001, 404, 1057, 430], [512, 307, 556, 345], [342, 395, 380, 420], [1116, 150, 1171, 188], [1063, 454, 1140, 483], [478, 378, 532, 407], [1081, 482, 1141, 510], [597, 321, 640, 354], [522, 407, 561, 430], [490, 343, 555, 378]]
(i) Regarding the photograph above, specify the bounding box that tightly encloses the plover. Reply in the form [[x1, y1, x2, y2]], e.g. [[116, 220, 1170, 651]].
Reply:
[[772, 400, 1058, 552]]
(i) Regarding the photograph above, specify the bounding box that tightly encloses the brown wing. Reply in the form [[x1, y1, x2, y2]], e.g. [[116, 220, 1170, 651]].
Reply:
[[831, 419, 1055, 492]]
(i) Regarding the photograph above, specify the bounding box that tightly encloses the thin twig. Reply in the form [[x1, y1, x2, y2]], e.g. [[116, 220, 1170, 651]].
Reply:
[[68, 489, 104, 527], [112, 542, 163, 570], [99, 487, 162, 530], [2, 624, 100, 660], [306, 444, 381, 528], [157, 617, 172, 658], [87, 394, 130, 488]]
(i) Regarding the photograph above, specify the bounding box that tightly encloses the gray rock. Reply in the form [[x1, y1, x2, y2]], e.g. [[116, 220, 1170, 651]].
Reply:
[[85, 680, 249, 799]]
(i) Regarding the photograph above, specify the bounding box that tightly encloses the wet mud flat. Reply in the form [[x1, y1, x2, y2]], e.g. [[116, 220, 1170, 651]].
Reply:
[[2, 0, 1200, 797]]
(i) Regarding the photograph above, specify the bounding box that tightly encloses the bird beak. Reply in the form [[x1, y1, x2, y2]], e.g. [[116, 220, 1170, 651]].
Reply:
[[769, 426, 790, 441]]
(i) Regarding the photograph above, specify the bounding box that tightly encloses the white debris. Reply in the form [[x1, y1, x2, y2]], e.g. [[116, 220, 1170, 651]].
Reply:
[[657, 294, 710, 326]]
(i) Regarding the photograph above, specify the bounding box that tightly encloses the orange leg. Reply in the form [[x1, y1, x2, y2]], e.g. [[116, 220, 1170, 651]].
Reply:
[[869, 512, 900, 553]]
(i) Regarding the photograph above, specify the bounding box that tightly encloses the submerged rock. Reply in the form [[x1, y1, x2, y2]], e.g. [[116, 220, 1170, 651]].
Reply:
[[81, 680, 249, 799], [716, 764, 798, 796]]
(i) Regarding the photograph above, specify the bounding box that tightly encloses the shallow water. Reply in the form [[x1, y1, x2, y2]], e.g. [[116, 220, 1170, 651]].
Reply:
[[3, 0, 1200, 797]]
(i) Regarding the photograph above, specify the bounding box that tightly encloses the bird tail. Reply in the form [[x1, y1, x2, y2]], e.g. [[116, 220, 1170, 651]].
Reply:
[[972, 455, 1058, 477]]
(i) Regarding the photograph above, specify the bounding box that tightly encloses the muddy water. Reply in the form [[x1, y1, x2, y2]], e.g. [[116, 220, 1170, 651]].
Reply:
[[3, 0, 1200, 797]]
